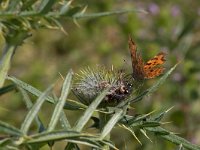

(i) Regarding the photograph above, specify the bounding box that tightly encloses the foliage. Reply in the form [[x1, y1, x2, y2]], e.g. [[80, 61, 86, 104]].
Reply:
[[0, 0, 200, 150]]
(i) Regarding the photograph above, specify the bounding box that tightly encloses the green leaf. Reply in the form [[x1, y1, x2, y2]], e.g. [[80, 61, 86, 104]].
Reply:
[[39, 0, 56, 14], [146, 127, 200, 150], [122, 125, 142, 145], [20, 84, 54, 134], [73, 8, 148, 19], [140, 129, 152, 142], [47, 70, 73, 131], [152, 107, 174, 122], [0, 120, 22, 136], [18, 87, 45, 133], [122, 111, 155, 125], [27, 131, 103, 149], [0, 46, 15, 88], [28, 130, 80, 143], [63, 99, 86, 110], [59, 0, 73, 15], [73, 88, 109, 132], [100, 108, 123, 140], [178, 144, 184, 150], [139, 121, 160, 128], [59, 111, 72, 129]]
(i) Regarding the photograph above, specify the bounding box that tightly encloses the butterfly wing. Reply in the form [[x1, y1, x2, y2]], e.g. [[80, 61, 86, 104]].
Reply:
[[128, 36, 145, 80], [144, 67, 165, 79], [143, 52, 166, 79], [144, 52, 166, 70]]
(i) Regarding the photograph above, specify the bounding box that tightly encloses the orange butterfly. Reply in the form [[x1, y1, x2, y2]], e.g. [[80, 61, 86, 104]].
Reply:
[[128, 36, 166, 80]]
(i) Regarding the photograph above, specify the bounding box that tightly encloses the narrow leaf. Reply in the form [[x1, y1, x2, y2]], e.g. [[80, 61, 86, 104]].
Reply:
[[18, 87, 45, 133], [60, 111, 71, 129], [28, 130, 80, 143], [100, 108, 123, 140], [0, 120, 22, 136], [64, 98, 86, 110], [122, 125, 142, 145], [0, 46, 15, 88], [152, 107, 174, 122], [39, 0, 56, 14], [74, 88, 109, 132], [73, 9, 148, 19], [140, 129, 152, 142], [60, 0, 73, 15], [139, 121, 160, 128], [20, 84, 54, 134], [146, 127, 200, 150], [27, 131, 103, 148], [47, 70, 73, 131]]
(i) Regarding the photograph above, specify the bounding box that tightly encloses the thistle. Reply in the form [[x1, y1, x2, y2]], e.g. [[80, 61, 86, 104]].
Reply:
[[72, 66, 134, 107]]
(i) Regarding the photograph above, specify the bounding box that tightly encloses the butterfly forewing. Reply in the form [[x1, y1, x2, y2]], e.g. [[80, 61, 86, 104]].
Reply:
[[128, 36, 166, 80], [128, 36, 145, 80]]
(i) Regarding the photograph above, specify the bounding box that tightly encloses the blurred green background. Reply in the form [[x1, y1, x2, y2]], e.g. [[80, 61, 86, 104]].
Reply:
[[0, 0, 200, 149]]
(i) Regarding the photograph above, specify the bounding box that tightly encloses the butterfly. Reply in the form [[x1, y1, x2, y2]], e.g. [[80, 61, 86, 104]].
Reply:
[[128, 36, 166, 80]]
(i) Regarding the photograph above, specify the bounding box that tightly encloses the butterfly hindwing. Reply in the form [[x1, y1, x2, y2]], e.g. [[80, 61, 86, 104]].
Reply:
[[143, 52, 166, 79], [144, 52, 166, 70], [144, 67, 165, 79]]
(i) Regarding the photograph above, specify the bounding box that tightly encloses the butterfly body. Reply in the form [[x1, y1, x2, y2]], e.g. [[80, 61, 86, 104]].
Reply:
[[128, 36, 166, 80]]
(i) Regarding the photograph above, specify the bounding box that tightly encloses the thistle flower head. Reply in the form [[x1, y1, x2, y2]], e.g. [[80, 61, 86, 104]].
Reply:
[[72, 66, 134, 107]]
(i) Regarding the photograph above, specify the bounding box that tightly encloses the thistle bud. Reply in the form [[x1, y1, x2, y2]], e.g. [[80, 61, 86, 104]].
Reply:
[[72, 66, 134, 107]]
